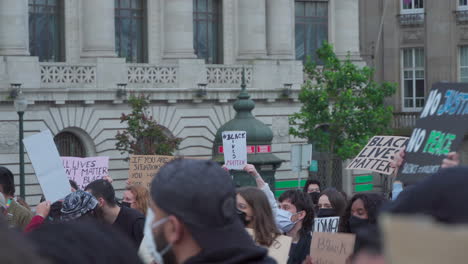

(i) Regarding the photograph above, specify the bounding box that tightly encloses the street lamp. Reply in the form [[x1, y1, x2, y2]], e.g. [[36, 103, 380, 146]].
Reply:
[[12, 84, 27, 200]]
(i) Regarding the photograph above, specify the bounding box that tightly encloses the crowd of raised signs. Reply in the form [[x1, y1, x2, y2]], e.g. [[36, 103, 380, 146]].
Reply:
[[0, 142, 466, 264]]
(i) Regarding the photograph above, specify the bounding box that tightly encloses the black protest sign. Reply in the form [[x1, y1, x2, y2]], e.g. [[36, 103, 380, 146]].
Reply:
[[398, 83, 468, 185], [347, 136, 409, 175], [314, 217, 340, 233]]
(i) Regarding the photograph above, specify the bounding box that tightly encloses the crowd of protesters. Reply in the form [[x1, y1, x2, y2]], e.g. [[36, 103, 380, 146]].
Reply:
[[0, 146, 465, 264]]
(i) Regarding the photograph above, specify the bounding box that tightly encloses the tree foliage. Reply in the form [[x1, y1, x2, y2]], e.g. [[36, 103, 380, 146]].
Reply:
[[289, 43, 396, 160], [116, 94, 180, 156]]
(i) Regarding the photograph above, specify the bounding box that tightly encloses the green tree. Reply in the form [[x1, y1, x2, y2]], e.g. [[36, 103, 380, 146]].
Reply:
[[116, 94, 180, 157], [289, 43, 396, 163]]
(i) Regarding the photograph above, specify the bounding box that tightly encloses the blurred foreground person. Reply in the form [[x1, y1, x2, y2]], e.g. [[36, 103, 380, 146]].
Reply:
[[339, 193, 387, 234], [148, 159, 275, 264], [123, 184, 150, 215], [85, 179, 145, 247], [0, 166, 33, 230], [237, 186, 282, 247], [28, 220, 143, 264]]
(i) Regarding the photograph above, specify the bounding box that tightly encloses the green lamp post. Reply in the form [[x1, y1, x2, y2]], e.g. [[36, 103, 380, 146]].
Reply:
[[212, 70, 283, 191], [13, 84, 27, 200]]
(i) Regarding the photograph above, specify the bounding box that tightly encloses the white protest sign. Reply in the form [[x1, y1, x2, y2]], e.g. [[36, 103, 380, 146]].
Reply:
[[61, 156, 109, 190], [23, 130, 71, 202], [314, 217, 340, 233], [222, 131, 247, 170], [246, 228, 292, 263]]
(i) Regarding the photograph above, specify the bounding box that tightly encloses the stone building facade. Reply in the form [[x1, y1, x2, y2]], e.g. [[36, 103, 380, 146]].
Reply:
[[360, 0, 468, 163], [0, 0, 362, 204]]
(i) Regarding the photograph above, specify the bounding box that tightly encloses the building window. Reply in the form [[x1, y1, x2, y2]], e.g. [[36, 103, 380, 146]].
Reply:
[[28, 0, 65, 62], [460, 46, 468, 82], [295, 1, 328, 64], [54, 132, 86, 157], [115, 0, 147, 63], [193, 0, 222, 64], [402, 48, 425, 110], [401, 0, 424, 14]]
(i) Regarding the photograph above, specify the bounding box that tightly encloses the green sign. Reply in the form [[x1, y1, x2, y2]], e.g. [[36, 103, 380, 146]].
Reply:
[[309, 160, 318, 172], [355, 175, 373, 184], [354, 184, 373, 192]]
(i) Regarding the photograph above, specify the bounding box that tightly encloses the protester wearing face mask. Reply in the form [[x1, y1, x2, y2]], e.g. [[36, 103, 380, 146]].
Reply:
[[122, 184, 150, 215], [147, 159, 275, 264], [85, 179, 145, 247], [339, 193, 387, 234], [316, 188, 347, 218], [236, 187, 282, 248], [278, 190, 314, 264]]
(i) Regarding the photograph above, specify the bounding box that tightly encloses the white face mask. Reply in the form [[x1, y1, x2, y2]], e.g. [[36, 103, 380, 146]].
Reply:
[[143, 208, 163, 264], [277, 208, 301, 233]]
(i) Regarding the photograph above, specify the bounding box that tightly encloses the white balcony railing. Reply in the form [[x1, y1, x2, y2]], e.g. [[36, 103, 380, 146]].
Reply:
[[206, 65, 253, 88], [127, 64, 178, 86], [40, 63, 96, 88]]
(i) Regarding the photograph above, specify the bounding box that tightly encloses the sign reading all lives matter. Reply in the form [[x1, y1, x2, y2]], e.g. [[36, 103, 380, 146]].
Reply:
[[310, 232, 356, 264], [128, 155, 176, 188], [61, 156, 109, 190], [398, 83, 468, 185], [222, 131, 247, 170], [346, 136, 409, 175], [314, 217, 340, 233]]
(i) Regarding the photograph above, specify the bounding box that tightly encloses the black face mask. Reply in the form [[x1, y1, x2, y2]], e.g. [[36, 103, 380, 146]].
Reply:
[[237, 209, 250, 226], [121, 202, 131, 208], [317, 208, 338, 218], [348, 215, 369, 233], [309, 192, 321, 205]]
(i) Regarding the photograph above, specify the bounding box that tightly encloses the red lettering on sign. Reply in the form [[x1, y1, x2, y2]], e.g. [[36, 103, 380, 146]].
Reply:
[[257, 145, 271, 153]]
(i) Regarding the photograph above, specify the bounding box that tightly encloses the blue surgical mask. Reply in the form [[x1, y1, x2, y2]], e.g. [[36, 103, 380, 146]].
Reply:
[[392, 182, 403, 201], [277, 209, 300, 233]]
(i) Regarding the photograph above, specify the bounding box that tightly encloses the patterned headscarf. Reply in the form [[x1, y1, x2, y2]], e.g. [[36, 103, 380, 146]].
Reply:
[[60, 190, 98, 221]]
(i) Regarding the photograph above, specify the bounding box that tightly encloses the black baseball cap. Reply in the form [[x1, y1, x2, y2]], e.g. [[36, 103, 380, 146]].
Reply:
[[150, 159, 258, 251]]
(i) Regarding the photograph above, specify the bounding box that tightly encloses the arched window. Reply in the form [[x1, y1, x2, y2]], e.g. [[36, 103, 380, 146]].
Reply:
[[115, 0, 147, 63], [54, 132, 86, 157], [295, 0, 328, 63], [28, 0, 65, 62], [193, 0, 222, 64]]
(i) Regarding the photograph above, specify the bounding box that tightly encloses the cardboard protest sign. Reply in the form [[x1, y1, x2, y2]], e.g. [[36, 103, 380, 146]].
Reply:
[[381, 214, 468, 264], [222, 131, 247, 170], [23, 130, 71, 202], [246, 228, 292, 264], [314, 217, 340, 233], [61, 156, 109, 190], [398, 83, 468, 185], [310, 232, 356, 264], [128, 155, 176, 188], [346, 136, 409, 175]]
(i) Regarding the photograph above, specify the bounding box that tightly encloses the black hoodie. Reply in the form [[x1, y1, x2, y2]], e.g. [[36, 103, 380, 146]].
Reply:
[[184, 246, 277, 264]]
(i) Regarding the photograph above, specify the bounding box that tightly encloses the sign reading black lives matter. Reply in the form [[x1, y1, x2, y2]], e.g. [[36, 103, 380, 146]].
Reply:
[[347, 136, 409, 175], [398, 83, 468, 185]]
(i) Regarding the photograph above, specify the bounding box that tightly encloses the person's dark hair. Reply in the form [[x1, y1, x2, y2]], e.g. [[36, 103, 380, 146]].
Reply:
[[303, 179, 321, 193], [0, 220, 48, 264], [339, 193, 387, 233], [0, 166, 15, 196], [237, 187, 281, 247], [46, 201, 63, 222], [319, 188, 347, 216], [84, 179, 117, 207], [27, 220, 143, 264], [279, 190, 315, 236], [69, 180, 79, 191]]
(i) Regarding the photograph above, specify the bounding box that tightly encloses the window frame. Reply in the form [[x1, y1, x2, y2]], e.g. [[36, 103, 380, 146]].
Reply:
[[459, 46, 468, 82], [193, 0, 223, 64], [401, 47, 425, 112], [400, 0, 424, 15], [28, 0, 65, 62], [294, 0, 329, 64], [114, 0, 148, 63], [459, 0, 468, 10]]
